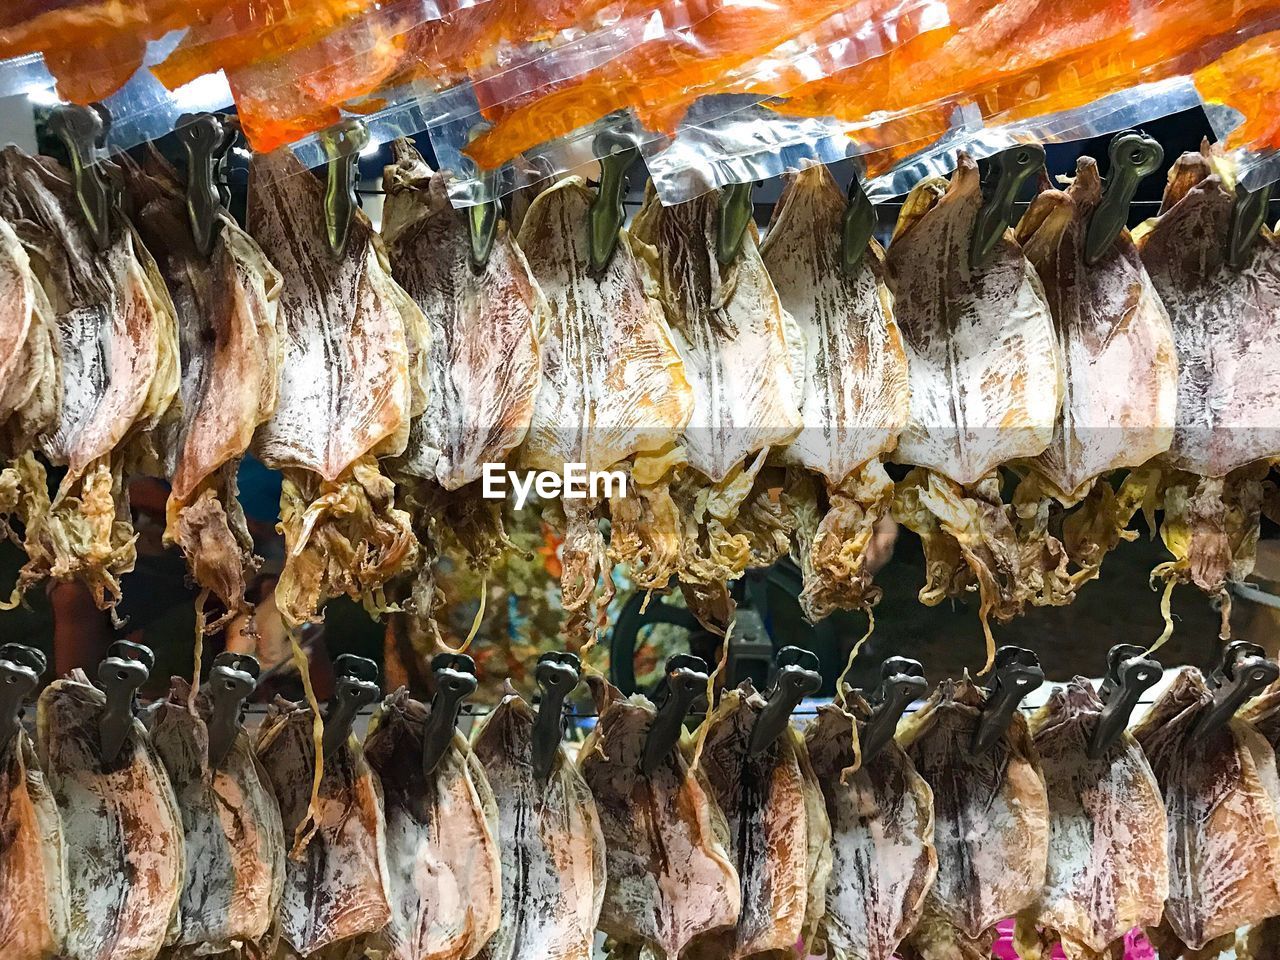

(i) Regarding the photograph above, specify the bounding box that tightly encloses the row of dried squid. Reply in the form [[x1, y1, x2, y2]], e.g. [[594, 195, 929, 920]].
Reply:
[[0, 134, 1276, 660], [13, 637, 1280, 960]]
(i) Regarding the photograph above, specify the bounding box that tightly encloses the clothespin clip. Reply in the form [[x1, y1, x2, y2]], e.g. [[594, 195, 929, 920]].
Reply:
[[970, 143, 1045, 269], [860, 656, 927, 763], [1088, 643, 1161, 758], [98, 640, 154, 763], [421, 653, 478, 777], [1085, 130, 1163, 265], [322, 654, 379, 760], [1226, 179, 1276, 270], [749, 646, 822, 757], [465, 123, 500, 272], [972, 645, 1043, 756], [0, 644, 45, 754], [1191, 641, 1278, 739], [530, 651, 581, 783], [205, 652, 260, 769], [640, 654, 709, 775], [318, 119, 369, 259], [588, 130, 639, 273], [47, 103, 117, 251], [717, 180, 754, 265], [175, 112, 228, 258], [842, 161, 876, 275]]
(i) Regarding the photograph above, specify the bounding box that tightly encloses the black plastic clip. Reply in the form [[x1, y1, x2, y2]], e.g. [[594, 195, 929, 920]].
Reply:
[[970, 144, 1046, 269], [716, 180, 754, 265], [0, 644, 45, 755], [422, 653, 478, 777], [175, 112, 228, 258], [972, 645, 1043, 756], [205, 652, 260, 769], [98, 640, 154, 763], [640, 654, 709, 775], [841, 166, 876, 275], [319, 119, 369, 259], [322, 653, 379, 760], [47, 103, 117, 251], [1226, 180, 1276, 270], [749, 646, 822, 758], [530, 651, 581, 783], [860, 656, 927, 763], [1191, 641, 1279, 739], [1084, 130, 1163, 265], [588, 130, 639, 274], [1088, 643, 1161, 759]]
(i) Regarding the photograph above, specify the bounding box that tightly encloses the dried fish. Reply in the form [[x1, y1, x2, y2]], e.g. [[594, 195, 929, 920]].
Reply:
[[149, 678, 284, 959], [886, 153, 1063, 658], [255, 696, 391, 959], [1016, 679, 1168, 960], [897, 678, 1048, 960], [36, 670, 185, 960], [471, 691, 606, 960], [762, 164, 908, 618], [1236, 684, 1280, 960], [579, 677, 739, 959], [363, 688, 502, 960], [804, 699, 936, 960], [1132, 668, 1280, 954], [518, 177, 692, 641], [0, 725, 67, 960], [248, 149, 421, 627]]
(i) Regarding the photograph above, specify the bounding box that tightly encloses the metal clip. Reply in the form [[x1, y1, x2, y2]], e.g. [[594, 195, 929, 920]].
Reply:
[[422, 653, 478, 777], [1226, 180, 1276, 270], [0, 644, 45, 755], [641, 654, 709, 775], [1191, 641, 1279, 739], [860, 656, 927, 763], [47, 103, 116, 250], [842, 166, 876, 275], [716, 181, 754, 265], [175, 112, 227, 258], [1088, 643, 1161, 758], [465, 124, 500, 271], [588, 131, 639, 274], [97, 641, 154, 764], [972, 646, 1044, 756], [970, 144, 1045, 269], [319, 119, 369, 259], [749, 646, 822, 757], [1084, 130, 1163, 265], [322, 654, 379, 760], [205, 652, 260, 769], [531, 652, 580, 783]]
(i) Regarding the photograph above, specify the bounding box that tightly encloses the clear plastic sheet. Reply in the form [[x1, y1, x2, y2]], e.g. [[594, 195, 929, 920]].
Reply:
[[1197, 28, 1280, 191]]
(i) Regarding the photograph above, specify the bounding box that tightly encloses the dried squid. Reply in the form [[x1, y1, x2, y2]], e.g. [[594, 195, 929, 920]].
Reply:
[[1013, 156, 1177, 587], [1015, 679, 1168, 960], [1133, 145, 1280, 635], [36, 670, 185, 960], [886, 152, 1063, 662], [761, 163, 908, 620], [0, 145, 180, 611], [1132, 668, 1280, 955], [380, 139, 545, 649], [363, 687, 502, 960], [122, 147, 283, 632], [897, 678, 1048, 960], [470, 690, 606, 960], [1236, 682, 1280, 959], [804, 697, 937, 960], [255, 696, 392, 959], [579, 676, 740, 959], [682, 683, 831, 960], [629, 185, 803, 631], [517, 176, 693, 643], [148, 677, 285, 959], [248, 148, 425, 627]]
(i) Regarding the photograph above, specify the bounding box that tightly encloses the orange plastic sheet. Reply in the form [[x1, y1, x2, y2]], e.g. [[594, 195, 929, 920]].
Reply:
[[1195, 29, 1280, 155]]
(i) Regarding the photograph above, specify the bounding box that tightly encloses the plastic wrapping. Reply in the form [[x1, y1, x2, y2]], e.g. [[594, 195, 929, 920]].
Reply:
[[1197, 28, 1280, 191]]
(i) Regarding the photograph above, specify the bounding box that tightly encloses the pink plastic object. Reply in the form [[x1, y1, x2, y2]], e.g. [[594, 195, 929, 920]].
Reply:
[[986, 919, 1155, 959]]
